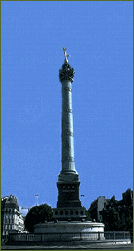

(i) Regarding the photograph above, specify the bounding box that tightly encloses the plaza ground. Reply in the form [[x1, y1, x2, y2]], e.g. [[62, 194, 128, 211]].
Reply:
[[1, 243, 133, 250]]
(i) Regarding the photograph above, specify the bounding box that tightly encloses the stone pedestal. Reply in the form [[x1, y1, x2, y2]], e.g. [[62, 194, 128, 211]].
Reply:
[[53, 207, 85, 221], [57, 181, 81, 208], [34, 221, 105, 241]]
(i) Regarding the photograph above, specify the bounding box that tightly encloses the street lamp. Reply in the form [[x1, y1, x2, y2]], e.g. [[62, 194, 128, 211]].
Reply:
[[81, 195, 85, 207], [35, 194, 39, 206]]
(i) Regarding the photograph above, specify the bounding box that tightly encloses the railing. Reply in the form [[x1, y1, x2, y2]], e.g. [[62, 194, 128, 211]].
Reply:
[[7, 231, 131, 245], [104, 231, 130, 240]]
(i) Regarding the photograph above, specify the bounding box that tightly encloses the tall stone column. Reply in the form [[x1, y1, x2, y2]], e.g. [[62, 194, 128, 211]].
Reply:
[[52, 48, 86, 221], [59, 62, 79, 181]]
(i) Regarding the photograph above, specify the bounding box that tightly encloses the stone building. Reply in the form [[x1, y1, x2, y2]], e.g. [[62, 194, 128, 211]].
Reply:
[[89, 189, 133, 232], [88, 196, 110, 222], [105, 189, 133, 231], [122, 189, 133, 206], [1, 195, 24, 239]]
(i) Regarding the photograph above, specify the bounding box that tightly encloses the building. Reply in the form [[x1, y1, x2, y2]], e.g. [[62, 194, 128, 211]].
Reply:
[[88, 196, 110, 222], [107, 189, 133, 231], [122, 188, 133, 206], [1, 195, 24, 240], [89, 189, 133, 232]]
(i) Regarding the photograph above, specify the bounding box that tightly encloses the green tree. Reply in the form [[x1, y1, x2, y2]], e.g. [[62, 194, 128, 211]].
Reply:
[[107, 208, 120, 231], [85, 209, 91, 221], [82, 207, 91, 221], [102, 207, 121, 231], [24, 204, 53, 232]]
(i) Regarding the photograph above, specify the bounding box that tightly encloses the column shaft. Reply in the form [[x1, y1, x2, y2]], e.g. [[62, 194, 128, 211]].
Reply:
[[61, 80, 75, 172]]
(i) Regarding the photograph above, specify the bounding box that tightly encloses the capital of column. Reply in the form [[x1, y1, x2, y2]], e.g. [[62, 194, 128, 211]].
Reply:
[[59, 63, 75, 83]]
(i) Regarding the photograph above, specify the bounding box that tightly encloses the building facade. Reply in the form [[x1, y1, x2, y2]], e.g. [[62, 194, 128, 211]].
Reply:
[[1, 195, 24, 239], [122, 189, 133, 206], [89, 189, 133, 232], [89, 196, 110, 222]]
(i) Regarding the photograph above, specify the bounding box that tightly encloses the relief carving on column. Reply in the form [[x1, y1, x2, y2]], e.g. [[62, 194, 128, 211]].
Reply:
[[62, 156, 74, 163], [64, 87, 72, 92], [62, 131, 74, 137], [62, 108, 72, 114]]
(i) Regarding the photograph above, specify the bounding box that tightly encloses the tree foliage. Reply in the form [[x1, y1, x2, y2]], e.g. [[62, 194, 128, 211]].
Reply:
[[24, 204, 53, 232], [103, 207, 120, 231], [85, 208, 91, 221], [101, 205, 133, 234]]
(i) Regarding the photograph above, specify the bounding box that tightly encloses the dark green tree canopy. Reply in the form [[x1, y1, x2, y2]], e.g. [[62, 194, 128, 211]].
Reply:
[[82, 207, 91, 221], [24, 203, 53, 232]]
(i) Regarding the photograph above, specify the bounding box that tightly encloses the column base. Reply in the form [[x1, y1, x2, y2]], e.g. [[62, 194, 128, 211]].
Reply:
[[57, 181, 81, 208], [58, 169, 79, 182], [53, 207, 86, 221]]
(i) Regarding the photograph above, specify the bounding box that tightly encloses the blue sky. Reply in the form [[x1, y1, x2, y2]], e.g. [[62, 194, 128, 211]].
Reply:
[[1, 1, 133, 215]]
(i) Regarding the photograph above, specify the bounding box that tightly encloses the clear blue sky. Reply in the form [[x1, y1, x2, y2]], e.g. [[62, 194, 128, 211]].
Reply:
[[1, 1, 133, 215]]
